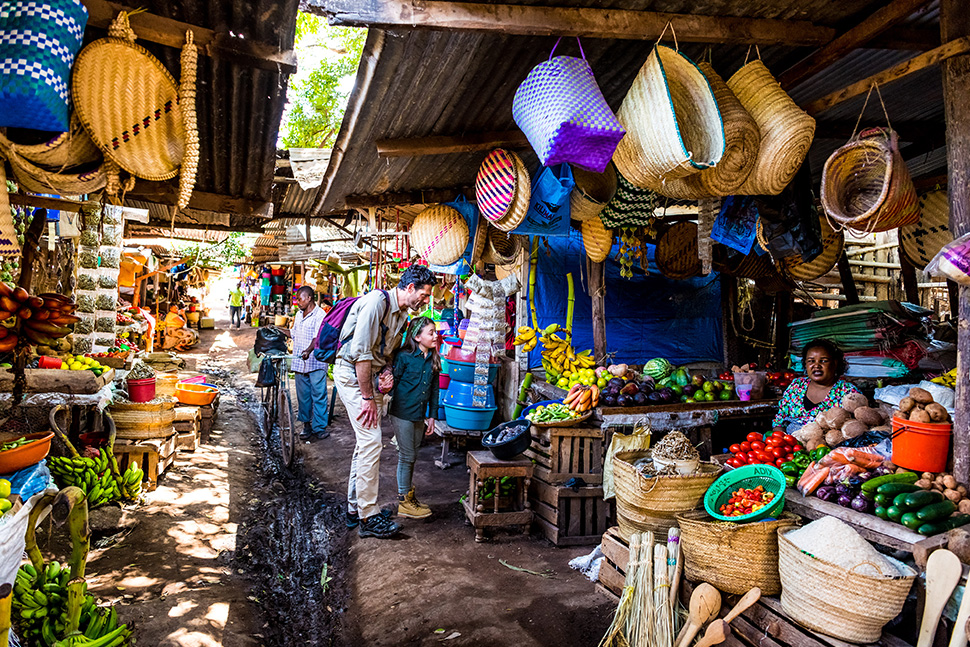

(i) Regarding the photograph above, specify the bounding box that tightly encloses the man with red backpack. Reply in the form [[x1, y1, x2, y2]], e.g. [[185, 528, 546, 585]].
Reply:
[[333, 266, 436, 539]]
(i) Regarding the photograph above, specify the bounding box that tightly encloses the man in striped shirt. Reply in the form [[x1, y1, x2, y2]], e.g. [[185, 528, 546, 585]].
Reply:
[[291, 285, 330, 440]]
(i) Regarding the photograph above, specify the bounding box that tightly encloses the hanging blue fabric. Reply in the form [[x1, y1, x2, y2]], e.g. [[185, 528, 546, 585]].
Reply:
[[712, 196, 759, 255], [512, 163, 574, 237]]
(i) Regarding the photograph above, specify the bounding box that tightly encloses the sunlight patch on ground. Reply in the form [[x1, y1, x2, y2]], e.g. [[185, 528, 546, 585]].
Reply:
[[204, 602, 229, 624], [168, 600, 199, 618], [207, 330, 238, 354], [160, 628, 223, 647], [119, 575, 159, 588]]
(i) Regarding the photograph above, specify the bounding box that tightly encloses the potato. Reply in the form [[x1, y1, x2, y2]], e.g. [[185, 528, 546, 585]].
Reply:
[[908, 387, 933, 404], [926, 403, 949, 423], [825, 428, 843, 447], [915, 479, 933, 490], [822, 407, 850, 431], [959, 485, 967, 497], [841, 392, 869, 414], [935, 475, 947, 487], [894, 410, 909, 420], [870, 425, 892, 433], [898, 397, 917, 413], [922, 472, 935, 480], [853, 406, 883, 427], [910, 408, 932, 424], [841, 419, 868, 439], [944, 475, 958, 490], [945, 489, 963, 503], [896, 467, 910, 474], [960, 499, 970, 515], [933, 482, 946, 492], [815, 411, 831, 430]]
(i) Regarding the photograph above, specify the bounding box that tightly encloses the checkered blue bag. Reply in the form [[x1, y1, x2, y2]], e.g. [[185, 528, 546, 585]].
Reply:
[[512, 38, 625, 174], [0, 0, 88, 131]]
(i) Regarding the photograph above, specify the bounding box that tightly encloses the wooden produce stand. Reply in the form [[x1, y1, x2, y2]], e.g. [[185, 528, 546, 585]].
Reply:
[[0, 368, 115, 394]]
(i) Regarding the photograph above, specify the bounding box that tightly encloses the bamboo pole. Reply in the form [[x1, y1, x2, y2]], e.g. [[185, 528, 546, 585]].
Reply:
[[565, 273, 575, 334], [529, 237, 539, 331]]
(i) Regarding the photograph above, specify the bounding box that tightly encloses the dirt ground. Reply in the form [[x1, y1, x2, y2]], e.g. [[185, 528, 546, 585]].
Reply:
[[31, 280, 615, 646]]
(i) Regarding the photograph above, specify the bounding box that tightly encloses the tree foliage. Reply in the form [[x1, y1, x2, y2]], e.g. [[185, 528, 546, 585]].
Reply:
[[173, 233, 248, 269], [282, 14, 366, 149]]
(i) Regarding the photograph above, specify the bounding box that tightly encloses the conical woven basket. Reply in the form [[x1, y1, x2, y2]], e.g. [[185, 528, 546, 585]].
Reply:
[[900, 190, 953, 270], [72, 23, 185, 181], [410, 204, 470, 266], [664, 63, 760, 199], [656, 222, 702, 280], [777, 527, 915, 643], [570, 163, 617, 222], [613, 45, 725, 192], [613, 450, 723, 540], [482, 227, 522, 265], [0, 115, 101, 171], [728, 60, 815, 196], [581, 216, 613, 262], [778, 213, 844, 281], [821, 128, 920, 233]]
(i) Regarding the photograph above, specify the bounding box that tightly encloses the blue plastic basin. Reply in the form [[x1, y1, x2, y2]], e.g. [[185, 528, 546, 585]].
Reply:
[[444, 403, 497, 431], [448, 359, 499, 384], [445, 381, 495, 408]]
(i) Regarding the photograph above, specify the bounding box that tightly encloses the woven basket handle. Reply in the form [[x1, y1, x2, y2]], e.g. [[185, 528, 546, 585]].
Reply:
[[847, 560, 882, 576], [850, 82, 893, 141], [549, 37, 585, 60]]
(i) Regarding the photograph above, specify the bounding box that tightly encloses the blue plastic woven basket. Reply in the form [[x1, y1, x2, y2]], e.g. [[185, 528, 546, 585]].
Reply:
[[704, 464, 786, 523]]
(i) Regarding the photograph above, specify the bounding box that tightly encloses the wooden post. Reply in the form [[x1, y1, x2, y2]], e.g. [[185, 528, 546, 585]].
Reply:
[[899, 250, 921, 305], [837, 251, 860, 305], [773, 292, 793, 368], [941, 0, 970, 484], [589, 261, 607, 363]]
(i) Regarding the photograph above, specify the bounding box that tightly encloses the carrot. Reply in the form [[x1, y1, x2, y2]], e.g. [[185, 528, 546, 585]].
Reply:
[[797, 463, 830, 496]]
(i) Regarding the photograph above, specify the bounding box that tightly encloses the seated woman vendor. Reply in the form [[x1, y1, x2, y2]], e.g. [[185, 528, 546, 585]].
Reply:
[[771, 338, 861, 435]]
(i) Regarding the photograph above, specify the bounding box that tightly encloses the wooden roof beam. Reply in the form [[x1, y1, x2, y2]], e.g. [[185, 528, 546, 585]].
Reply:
[[307, 0, 836, 47], [779, 0, 934, 88], [376, 130, 529, 158], [81, 0, 297, 74], [869, 27, 941, 51], [803, 37, 970, 115], [345, 187, 473, 209], [126, 182, 275, 218]]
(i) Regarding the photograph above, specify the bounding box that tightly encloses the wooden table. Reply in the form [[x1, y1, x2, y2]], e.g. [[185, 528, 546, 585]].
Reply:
[[433, 418, 485, 469], [463, 451, 533, 542]]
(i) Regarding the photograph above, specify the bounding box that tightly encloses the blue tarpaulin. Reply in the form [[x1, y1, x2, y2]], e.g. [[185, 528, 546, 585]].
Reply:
[[527, 231, 723, 368]]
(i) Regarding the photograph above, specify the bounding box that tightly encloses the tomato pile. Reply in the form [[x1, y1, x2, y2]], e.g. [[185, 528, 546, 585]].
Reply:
[[719, 485, 775, 517], [726, 431, 804, 469]]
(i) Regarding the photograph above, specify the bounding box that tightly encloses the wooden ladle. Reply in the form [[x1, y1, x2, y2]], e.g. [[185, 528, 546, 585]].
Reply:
[[918, 549, 962, 647], [724, 587, 762, 624], [694, 619, 731, 647], [674, 583, 721, 647]]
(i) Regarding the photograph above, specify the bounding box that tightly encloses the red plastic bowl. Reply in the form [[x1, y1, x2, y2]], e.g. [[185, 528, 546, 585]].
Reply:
[[0, 431, 55, 474]]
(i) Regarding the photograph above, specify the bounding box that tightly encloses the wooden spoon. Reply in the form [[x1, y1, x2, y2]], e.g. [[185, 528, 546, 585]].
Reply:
[[919, 549, 962, 647], [674, 583, 721, 647], [694, 619, 731, 647], [948, 572, 970, 647], [724, 587, 762, 624]]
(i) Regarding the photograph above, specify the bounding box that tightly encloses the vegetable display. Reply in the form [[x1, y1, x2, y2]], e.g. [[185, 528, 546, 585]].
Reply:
[[0, 284, 78, 352], [725, 431, 805, 476], [718, 485, 775, 517], [525, 402, 583, 423], [48, 449, 144, 507], [894, 387, 952, 424], [793, 392, 891, 451]]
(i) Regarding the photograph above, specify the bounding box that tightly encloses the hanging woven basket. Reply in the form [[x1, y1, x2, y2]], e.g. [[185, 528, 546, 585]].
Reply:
[[581, 216, 613, 262], [821, 128, 921, 233], [570, 162, 617, 222], [613, 45, 725, 191], [600, 171, 660, 229], [5, 149, 106, 194], [0, 114, 101, 172], [778, 213, 844, 282], [656, 222, 702, 280], [482, 227, 522, 265], [470, 216, 489, 266], [727, 60, 815, 196], [475, 149, 531, 232], [410, 204, 470, 266], [900, 190, 953, 270]]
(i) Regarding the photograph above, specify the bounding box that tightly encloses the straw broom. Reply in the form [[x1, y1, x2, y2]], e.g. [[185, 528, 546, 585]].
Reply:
[[600, 532, 648, 647], [654, 544, 674, 647], [628, 531, 655, 647]]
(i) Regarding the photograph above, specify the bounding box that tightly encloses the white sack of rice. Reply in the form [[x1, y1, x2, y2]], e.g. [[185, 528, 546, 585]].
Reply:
[[787, 516, 900, 577]]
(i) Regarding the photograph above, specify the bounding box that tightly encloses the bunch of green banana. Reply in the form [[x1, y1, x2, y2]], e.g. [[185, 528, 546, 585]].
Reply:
[[512, 326, 538, 352], [931, 368, 957, 388], [120, 461, 143, 500], [47, 448, 141, 508], [538, 323, 595, 381]]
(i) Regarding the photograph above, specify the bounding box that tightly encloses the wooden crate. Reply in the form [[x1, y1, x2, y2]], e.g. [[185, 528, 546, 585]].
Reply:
[[175, 431, 199, 452], [0, 368, 114, 394], [529, 477, 612, 547], [523, 425, 604, 485], [113, 434, 178, 492]]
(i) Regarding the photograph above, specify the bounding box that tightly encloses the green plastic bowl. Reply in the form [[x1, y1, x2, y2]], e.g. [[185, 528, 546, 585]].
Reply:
[[704, 464, 786, 523]]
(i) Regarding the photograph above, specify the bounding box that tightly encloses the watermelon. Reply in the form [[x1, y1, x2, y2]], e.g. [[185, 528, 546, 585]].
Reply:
[[644, 358, 673, 380]]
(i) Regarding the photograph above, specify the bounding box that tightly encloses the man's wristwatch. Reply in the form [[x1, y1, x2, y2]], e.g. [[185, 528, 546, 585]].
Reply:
[[362, 396, 374, 401]]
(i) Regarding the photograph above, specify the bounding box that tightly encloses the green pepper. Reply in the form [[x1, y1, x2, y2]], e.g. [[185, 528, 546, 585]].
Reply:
[[779, 461, 800, 475], [785, 475, 797, 488], [792, 452, 812, 468], [810, 447, 831, 461]]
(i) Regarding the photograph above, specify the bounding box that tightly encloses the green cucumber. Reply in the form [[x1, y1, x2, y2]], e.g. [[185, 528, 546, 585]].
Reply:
[[874, 493, 890, 507], [916, 500, 957, 523], [903, 490, 944, 509], [901, 512, 923, 530], [918, 514, 970, 536], [862, 472, 919, 494], [875, 483, 921, 497], [887, 505, 904, 521], [874, 505, 888, 520]]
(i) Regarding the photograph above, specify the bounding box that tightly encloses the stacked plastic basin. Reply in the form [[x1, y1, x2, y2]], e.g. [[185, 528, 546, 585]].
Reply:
[[441, 344, 499, 431]]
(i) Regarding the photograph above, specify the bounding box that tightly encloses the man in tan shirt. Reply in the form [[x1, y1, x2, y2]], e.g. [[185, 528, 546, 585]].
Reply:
[[336, 265, 436, 539]]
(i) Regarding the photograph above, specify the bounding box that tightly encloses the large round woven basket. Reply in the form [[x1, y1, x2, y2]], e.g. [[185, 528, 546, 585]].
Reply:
[[714, 247, 776, 280], [778, 213, 844, 281], [613, 450, 723, 540], [656, 222, 701, 280], [728, 60, 815, 196], [821, 128, 920, 233], [0, 115, 101, 171], [570, 163, 617, 222], [410, 204, 470, 265], [613, 45, 725, 191], [476, 149, 530, 231], [482, 227, 521, 265], [900, 190, 953, 270], [72, 24, 185, 181], [581, 216, 613, 262], [777, 527, 915, 643], [109, 399, 177, 439], [494, 152, 531, 232], [677, 510, 799, 595]]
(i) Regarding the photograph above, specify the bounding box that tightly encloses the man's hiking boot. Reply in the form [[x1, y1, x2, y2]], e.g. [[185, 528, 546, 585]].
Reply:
[[397, 488, 432, 519], [358, 513, 401, 539], [346, 508, 392, 529]]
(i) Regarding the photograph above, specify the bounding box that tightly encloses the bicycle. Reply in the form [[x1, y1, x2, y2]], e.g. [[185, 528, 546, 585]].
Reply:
[[259, 353, 297, 468]]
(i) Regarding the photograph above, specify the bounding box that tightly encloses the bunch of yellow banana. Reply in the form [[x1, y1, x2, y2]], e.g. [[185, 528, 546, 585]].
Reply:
[[563, 383, 599, 412], [931, 368, 957, 388], [513, 326, 539, 352], [538, 324, 595, 380]]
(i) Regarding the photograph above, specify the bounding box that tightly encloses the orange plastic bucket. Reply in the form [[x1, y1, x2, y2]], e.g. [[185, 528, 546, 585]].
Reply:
[[891, 415, 951, 472]]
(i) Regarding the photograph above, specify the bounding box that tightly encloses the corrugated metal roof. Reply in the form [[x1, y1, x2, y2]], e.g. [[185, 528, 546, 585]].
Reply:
[[310, 0, 948, 215]]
